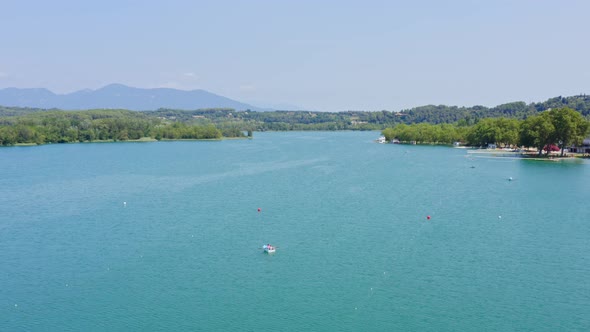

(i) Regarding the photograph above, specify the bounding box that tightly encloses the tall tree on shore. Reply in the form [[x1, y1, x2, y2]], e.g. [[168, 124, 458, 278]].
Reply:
[[550, 107, 590, 156], [466, 117, 519, 147], [466, 118, 498, 147], [494, 118, 520, 147], [519, 112, 555, 156]]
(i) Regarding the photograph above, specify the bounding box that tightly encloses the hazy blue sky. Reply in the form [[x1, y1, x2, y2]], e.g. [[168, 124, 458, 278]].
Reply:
[[1, 0, 588, 111]]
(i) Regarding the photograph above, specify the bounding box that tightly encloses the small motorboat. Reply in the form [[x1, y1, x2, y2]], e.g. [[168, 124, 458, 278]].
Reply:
[[263, 244, 276, 253]]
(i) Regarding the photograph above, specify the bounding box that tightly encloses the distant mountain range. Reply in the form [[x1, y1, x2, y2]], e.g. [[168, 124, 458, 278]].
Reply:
[[0, 84, 266, 111]]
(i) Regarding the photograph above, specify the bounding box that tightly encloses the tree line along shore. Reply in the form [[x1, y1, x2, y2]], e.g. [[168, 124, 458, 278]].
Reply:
[[0, 94, 588, 148], [0, 110, 252, 146], [382, 107, 589, 157]]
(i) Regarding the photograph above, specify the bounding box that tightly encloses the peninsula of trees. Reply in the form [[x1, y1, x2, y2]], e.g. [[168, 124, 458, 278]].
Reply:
[[0, 110, 247, 146], [382, 107, 589, 156]]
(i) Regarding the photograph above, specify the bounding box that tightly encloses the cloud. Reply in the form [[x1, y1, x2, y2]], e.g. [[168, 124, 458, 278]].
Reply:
[[239, 84, 256, 92], [159, 81, 182, 89], [0, 72, 8, 78], [183, 72, 198, 78], [158, 81, 200, 91]]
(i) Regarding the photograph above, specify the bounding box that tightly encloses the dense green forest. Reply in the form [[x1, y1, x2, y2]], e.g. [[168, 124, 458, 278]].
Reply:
[[0, 106, 53, 117], [382, 107, 590, 156], [2, 95, 588, 131], [0, 110, 238, 146], [1, 95, 589, 147], [121, 94, 590, 131], [396, 95, 590, 124]]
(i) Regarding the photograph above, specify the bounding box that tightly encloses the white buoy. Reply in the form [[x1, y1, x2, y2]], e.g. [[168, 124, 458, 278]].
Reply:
[[14, 304, 18, 307], [508, 177, 513, 181], [123, 202, 127, 206], [498, 215, 502, 219]]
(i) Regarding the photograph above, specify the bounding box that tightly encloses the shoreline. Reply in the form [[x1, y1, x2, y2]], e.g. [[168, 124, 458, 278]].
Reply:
[[10, 136, 250, 147], [387, 142, 589, 160], [467, 150, 585, 161]]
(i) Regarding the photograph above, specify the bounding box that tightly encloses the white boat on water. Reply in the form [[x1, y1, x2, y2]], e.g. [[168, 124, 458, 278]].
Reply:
[[376, 136, 386, 143], [263, 244, 276, 253]]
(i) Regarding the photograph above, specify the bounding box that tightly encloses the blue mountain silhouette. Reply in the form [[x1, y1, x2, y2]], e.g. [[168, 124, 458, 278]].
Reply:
[[0, 84, 264, 111]]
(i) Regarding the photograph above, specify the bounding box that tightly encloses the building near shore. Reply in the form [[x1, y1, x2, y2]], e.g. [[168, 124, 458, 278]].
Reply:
[[569, 137, 590, 154]]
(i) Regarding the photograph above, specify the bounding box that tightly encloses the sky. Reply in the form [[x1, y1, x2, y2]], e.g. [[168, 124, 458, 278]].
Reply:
[[1, 0, 589, 111]]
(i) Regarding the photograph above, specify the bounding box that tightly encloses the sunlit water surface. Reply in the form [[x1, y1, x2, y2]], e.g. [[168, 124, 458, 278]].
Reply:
[[1, 131, 589, 331]]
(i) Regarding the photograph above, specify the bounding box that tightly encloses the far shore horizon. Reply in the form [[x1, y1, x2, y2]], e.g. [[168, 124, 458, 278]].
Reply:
[[1, 83, 588, 113]]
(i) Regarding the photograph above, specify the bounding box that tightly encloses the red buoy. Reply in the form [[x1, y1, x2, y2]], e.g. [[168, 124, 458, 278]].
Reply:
[[426, 215, 431, 220], [257, 208, 261, 212]]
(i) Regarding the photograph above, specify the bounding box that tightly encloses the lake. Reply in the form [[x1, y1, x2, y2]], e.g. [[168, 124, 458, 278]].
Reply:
[[1, 131, 589, 331]]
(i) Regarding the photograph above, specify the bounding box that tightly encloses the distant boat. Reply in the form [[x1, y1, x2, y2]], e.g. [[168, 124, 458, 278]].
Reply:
[[376, 136, 386, 144], [263, 244, 276, 254]]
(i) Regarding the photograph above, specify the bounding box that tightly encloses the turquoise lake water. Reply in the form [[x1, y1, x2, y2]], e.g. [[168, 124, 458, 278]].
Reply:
[[1, 131, 589, 331]]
